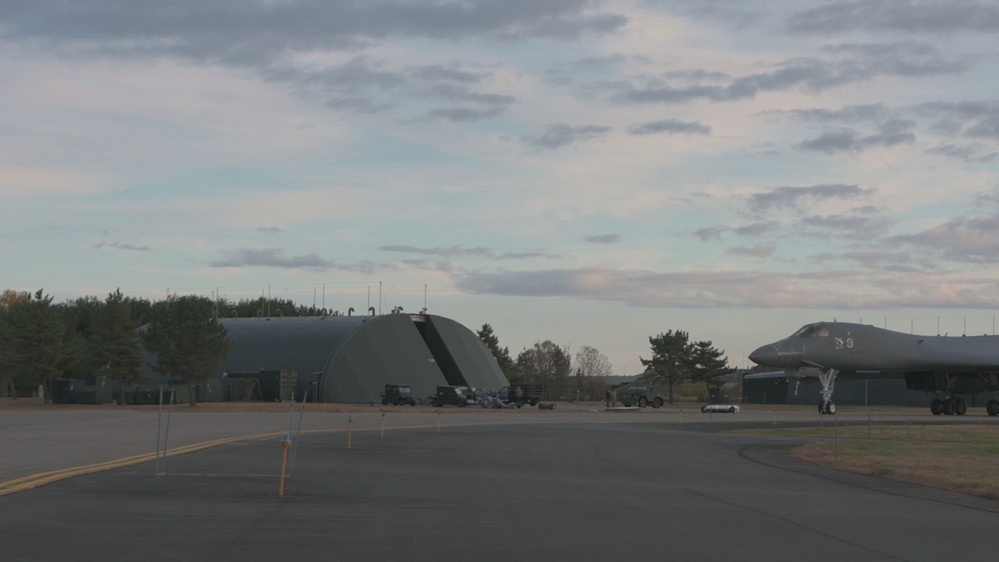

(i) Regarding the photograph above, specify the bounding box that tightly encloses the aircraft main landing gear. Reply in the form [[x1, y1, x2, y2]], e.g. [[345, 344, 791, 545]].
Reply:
[[930, 397, 967, 416]]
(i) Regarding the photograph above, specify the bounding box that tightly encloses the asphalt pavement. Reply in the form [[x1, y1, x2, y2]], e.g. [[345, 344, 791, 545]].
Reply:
[[2, 407, 999, 561]]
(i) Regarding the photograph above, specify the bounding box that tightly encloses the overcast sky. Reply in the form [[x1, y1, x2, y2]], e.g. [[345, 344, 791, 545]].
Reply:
[[3, 0, 999, 373]]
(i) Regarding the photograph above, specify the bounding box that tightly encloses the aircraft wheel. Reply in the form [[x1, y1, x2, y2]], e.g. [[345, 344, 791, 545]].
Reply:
[[825, 402, 837, 415], [930, 399, 943, 415], [817, 402, 825, 415], [955, 399, 967, 416], [986, 400, 999, 417], [942, 399, 956, 415]]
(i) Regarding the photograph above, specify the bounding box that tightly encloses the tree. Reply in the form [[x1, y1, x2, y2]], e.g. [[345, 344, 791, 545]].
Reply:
[[477, 323, 517, 381], [573, 345, 612, 401], [142, 295, 231, 406], [0, 290, 69, 402], [516, 340, 571, 400], [54, 295, 103, 380], [92, 289, 143, 405], [688, 340, 735, 401], [640, 330, 693, 404]]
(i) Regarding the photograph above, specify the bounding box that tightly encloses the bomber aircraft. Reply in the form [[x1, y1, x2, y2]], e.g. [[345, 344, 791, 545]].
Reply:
[[749, 321, 999, 417]]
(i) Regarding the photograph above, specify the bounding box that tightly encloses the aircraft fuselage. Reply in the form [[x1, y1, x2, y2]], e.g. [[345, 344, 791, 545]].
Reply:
[[749, 321, 999, 416]]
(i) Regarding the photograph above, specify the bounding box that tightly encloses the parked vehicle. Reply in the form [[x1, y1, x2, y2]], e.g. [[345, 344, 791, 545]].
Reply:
[[380, 384, 417, 406], [701, 404, 740, 413], [430, 385, 471, 407], [618, 385, 664, 408]]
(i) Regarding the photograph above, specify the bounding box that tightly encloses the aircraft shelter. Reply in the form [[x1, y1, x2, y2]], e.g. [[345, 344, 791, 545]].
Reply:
[[214, 313, 508, 403]]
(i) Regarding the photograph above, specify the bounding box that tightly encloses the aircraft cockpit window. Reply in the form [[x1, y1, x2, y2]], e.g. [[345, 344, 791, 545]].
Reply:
[[793, 324, 830, 338]]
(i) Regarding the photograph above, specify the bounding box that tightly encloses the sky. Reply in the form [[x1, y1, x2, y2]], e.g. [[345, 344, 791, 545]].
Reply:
[[2, 0, 999, 374]]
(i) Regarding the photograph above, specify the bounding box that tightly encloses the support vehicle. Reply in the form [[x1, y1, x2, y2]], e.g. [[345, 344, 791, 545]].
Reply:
[[430, 385, 471, 407], [618, 385, 664, 408], [380, 384, 417, 406]]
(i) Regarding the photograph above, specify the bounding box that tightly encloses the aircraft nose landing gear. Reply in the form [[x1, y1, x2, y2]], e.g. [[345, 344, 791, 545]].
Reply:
[[816, 369, 838, 415]]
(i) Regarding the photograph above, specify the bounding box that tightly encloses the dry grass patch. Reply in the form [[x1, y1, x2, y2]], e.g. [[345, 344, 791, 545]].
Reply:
[[739, 425, 999, 501]]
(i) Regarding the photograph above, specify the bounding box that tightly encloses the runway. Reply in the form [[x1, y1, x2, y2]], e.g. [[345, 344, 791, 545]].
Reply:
[[2, 409, 998, 562]]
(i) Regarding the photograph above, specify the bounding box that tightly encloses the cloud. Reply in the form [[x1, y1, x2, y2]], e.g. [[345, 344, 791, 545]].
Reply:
[[94, 241, 152, 252], [380, 244, 493, 258], [693, 226, 727, 241], [890, 216, 999, 264], [209, 248, 377, 272], [625, 119, 710, 136], [765, 104, 891, 124], [418, 107, 505, 123], [787, 0, 999, 34], [584, 234, 620, 244], [610, 42, 968, 105], [325, 97, 395, 114], [647, 0, 768, 29], [409, 64, 487, 84], [521, 123, 612, 150], [838, 251, 920, 270], [379, 244, 556, 261], [798, 128, 915, 153], [926, 143, 998, 163], [452, 265, 999, 309], [694, 222, 775, 241], [728, 245, 776, 259], [4, 1, 628, 64], [801, 213, 895, 237], [733, 222, 777, 237], [748, 184, 874, 213], [965, 116, 999, 139]]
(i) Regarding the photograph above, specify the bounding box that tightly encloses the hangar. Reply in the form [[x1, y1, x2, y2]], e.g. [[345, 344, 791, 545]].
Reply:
[[217, 313, 508, 404]]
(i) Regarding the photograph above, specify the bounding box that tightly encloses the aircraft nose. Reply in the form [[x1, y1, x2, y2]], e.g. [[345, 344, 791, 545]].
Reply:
[[749, 339, 802, 368], [748, 344, 778, 366]]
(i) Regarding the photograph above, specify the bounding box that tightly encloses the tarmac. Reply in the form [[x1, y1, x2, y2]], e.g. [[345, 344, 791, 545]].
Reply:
[[3, 404, 999, 561]]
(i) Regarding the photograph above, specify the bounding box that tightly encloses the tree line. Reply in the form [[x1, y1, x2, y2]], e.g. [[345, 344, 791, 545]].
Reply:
[[477, 324, 734, 403], [0, 289, 232, 405], [1, 287, 735, 406]]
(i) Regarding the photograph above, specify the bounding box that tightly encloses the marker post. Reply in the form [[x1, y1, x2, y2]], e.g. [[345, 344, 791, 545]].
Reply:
[[279, 434, 292, 496]]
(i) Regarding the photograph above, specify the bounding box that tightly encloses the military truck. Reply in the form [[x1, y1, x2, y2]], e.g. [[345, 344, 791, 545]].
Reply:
[[618, 385, 664, 408], [380, 384, 417, 406], [430, 385, 471, 407]]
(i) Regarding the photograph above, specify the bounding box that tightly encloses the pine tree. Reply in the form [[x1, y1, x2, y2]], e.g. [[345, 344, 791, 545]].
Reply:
[[477, 323, 516, 379], [142, 295, 231, 406], [640, 330, 693, 404], [92, 289, 143, 405]]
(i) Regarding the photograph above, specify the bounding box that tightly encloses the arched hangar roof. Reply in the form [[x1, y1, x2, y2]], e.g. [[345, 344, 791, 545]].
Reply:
[[217, 314, 507, 403]]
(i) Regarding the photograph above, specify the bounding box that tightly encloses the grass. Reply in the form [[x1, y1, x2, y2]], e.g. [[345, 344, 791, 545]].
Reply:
[[735, 425, 999, 501]]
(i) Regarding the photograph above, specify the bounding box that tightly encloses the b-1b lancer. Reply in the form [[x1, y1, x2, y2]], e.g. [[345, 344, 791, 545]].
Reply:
[[749, 321, 999, 416]]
